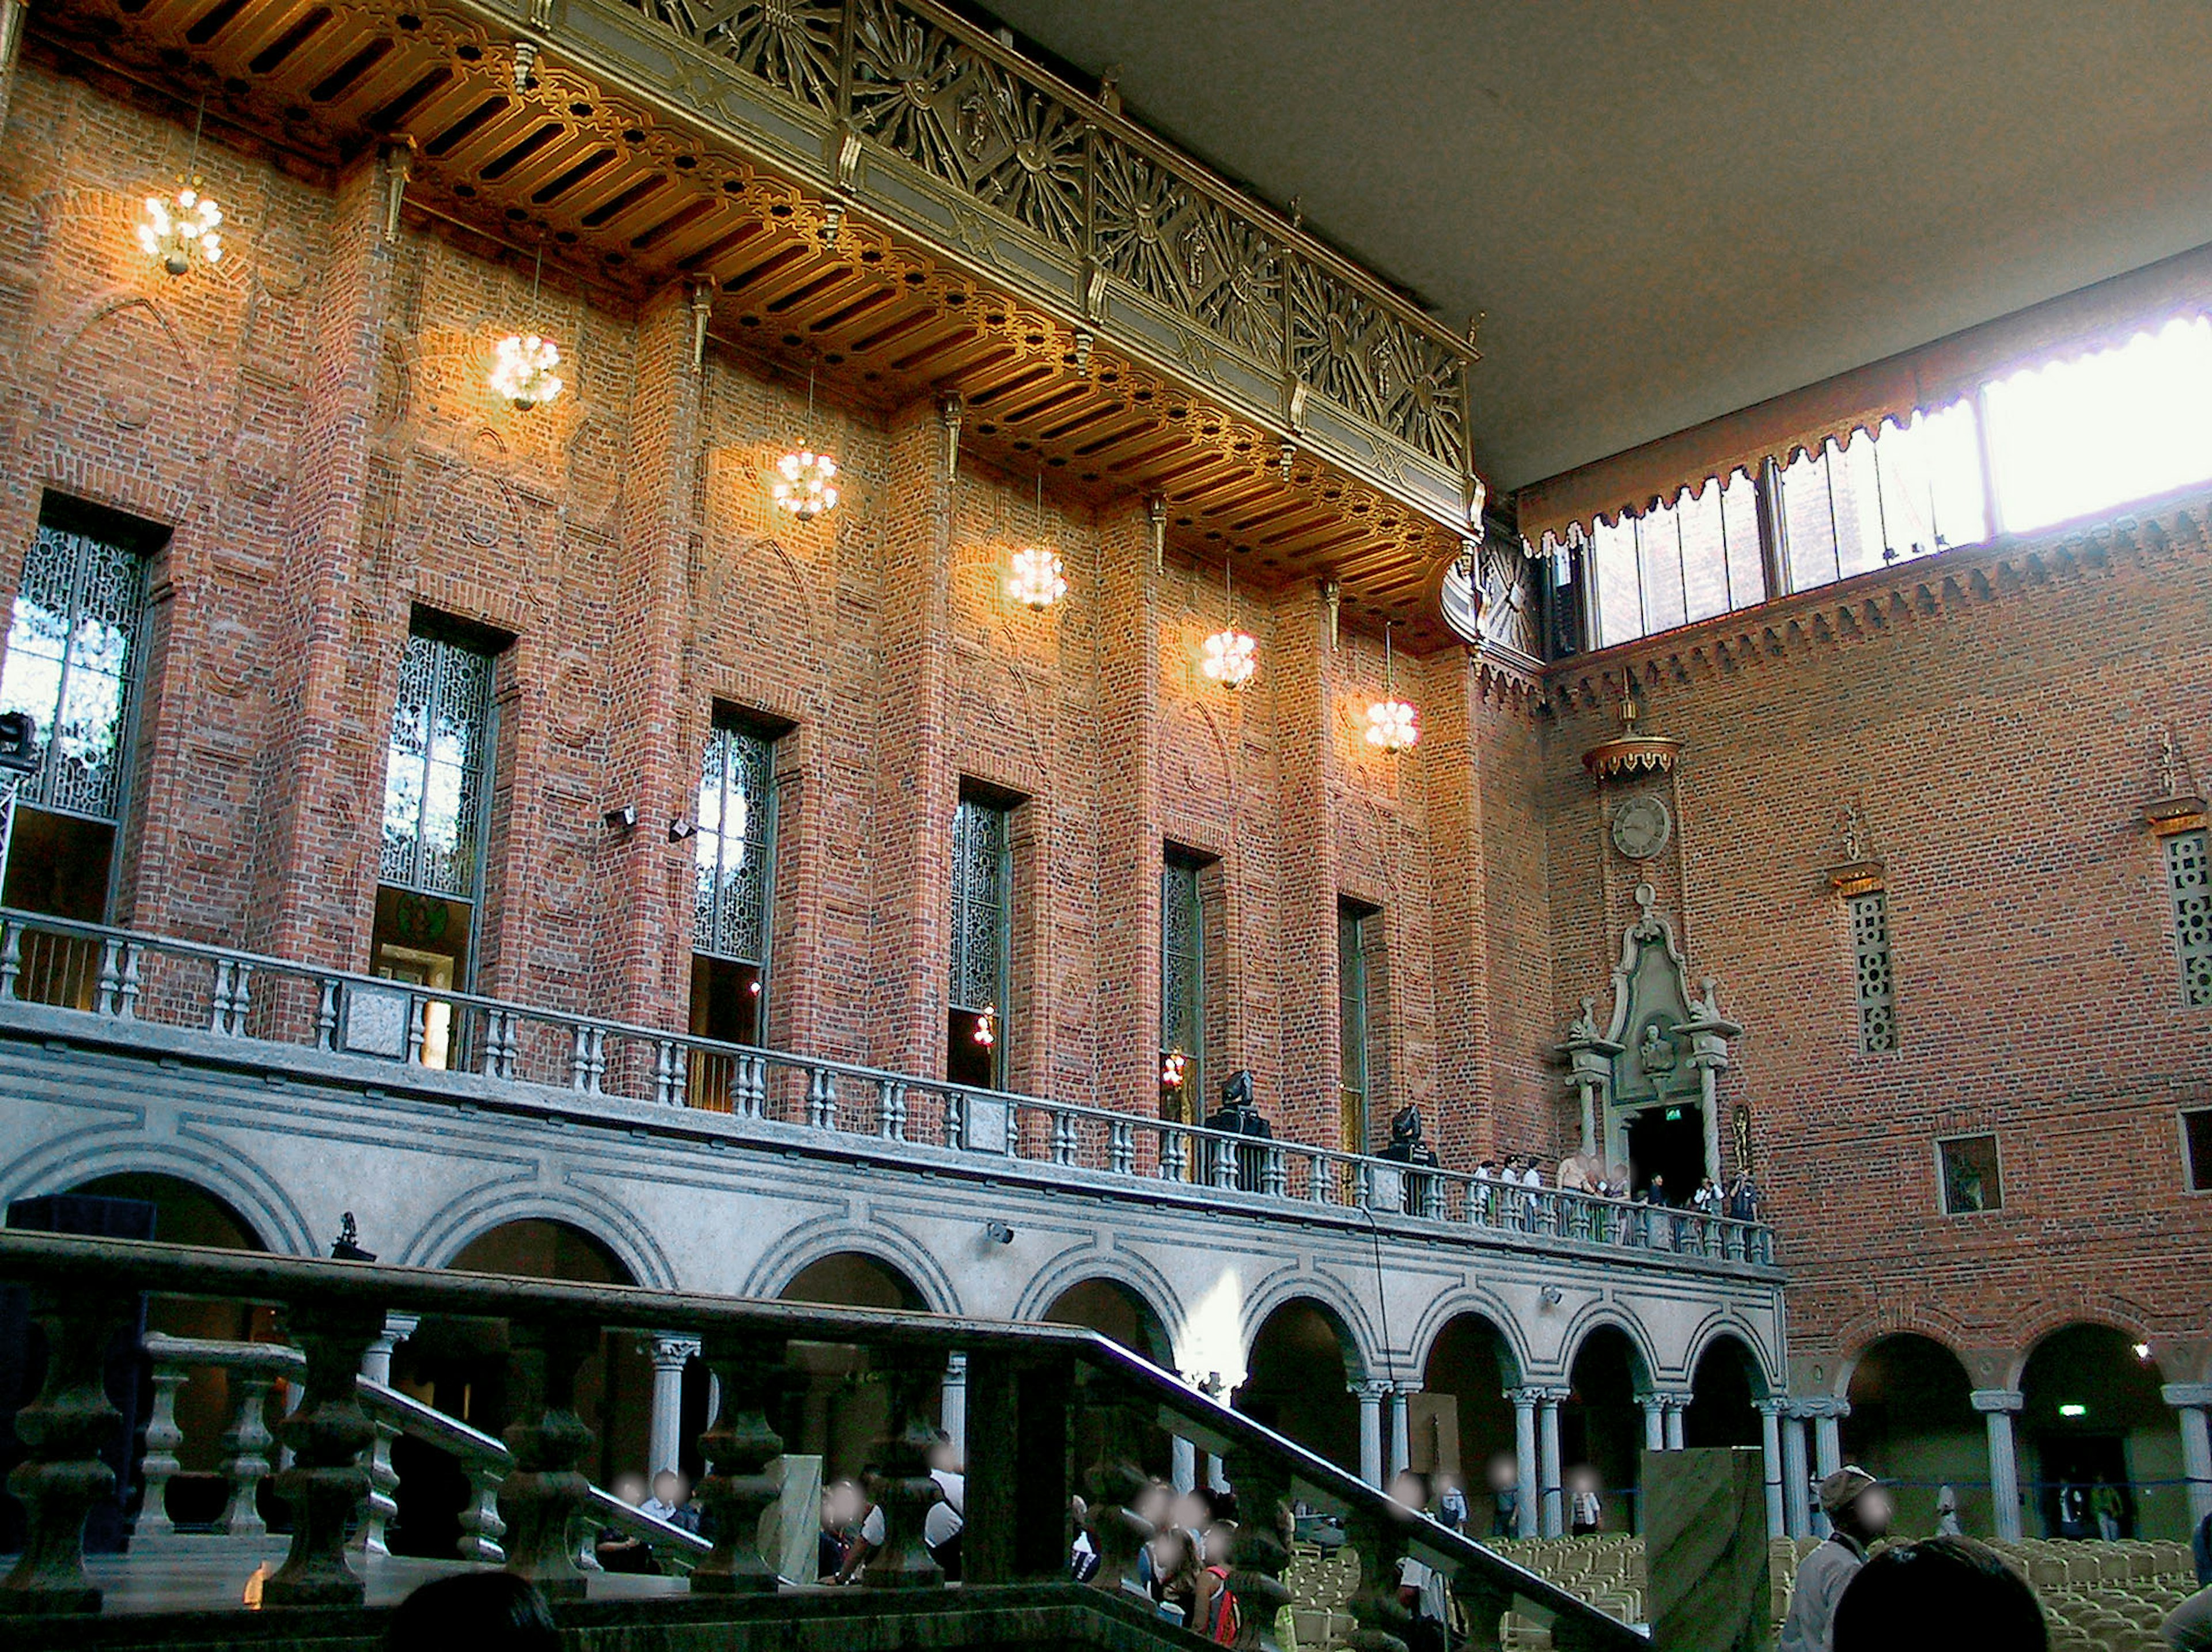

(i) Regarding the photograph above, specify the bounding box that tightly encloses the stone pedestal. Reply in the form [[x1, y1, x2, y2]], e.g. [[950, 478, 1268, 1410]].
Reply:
[[1644, 1446, 1768, 1652]]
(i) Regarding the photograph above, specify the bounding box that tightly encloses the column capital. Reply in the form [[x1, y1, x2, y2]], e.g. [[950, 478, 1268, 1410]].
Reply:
[[1391, 1381, 1424, 1397], [1969, 1388, 2024, 1415], [1753, 1397, 1793, 1418], [649, 1333, 702, 1372], [1790, 1396, 1850, 1420], [1349, 1378, 1393, 1401], [2163, 1382, 2212, 1409], [1510, 1384, 1571, 1404]]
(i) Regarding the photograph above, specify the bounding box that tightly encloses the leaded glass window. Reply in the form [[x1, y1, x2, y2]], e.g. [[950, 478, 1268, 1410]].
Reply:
[[1161, 854, 1203, 1101], [695, 715, 776, 965], [2165, 829, 2212, 1009], [950, 796, 1009, 1014], [1339, 900, 1374, 1153], [378, 629, 496, 899], [1850, 890, 1897, 1052], [1, 517, 149, 822]]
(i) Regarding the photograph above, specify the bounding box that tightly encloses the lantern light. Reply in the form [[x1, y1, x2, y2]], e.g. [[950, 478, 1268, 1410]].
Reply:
[[774, 364, 842, 520], [1365, 620, 1419, 753], [1201, 558, 1257, 688]]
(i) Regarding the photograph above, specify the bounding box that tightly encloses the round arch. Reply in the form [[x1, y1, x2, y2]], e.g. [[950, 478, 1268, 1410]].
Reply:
[[1562, 1322, 1646, 1533], [2, 1134, 318, 1256], [1556, 1305, 1661, 1394], [1422, 1311, 1522, 1534], [1012, 1244, 1187, 1365], [1236, 1294, 1365, 1475], [1681, 1332, 1763, 1449], [1842, 1332, 1980, 1538], [1679, 1313, 1781, 1400], [743, 1220, 963, 1316], [402, 1184, 677, 1292], [771, 1249, 933, 1483], [2017, 1321, 2174, 1541], [1236, 1265, 1383, 1384], [779, 1251, 928, 1312], [1041, 1278, 1173, 1366], [1406, 1288, 1533, 1386]]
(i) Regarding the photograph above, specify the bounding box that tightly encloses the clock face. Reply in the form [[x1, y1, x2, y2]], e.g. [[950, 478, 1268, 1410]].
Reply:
[[1611, 794, 1672, 861]]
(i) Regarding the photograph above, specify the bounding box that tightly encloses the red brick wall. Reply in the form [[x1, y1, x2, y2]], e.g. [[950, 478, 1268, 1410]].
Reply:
[[1542, 502, 2212, 1378]]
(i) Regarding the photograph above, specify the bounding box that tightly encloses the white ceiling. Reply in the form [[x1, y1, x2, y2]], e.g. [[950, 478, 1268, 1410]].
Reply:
[[982, 0, 2212, 488]]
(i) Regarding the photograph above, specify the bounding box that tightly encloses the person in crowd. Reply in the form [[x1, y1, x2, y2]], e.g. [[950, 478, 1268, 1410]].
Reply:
[[1642, 1173, 1668, 1207], [1487, 1451, 1521, 1537], [1728, 1169, 1761, 1221], [1566, 1465, 1603, 1536], [1435, 1472, 1469, 1534], [1131, 1478, 1174, 1590], [1518, 1155, 1544, 1189], [817, 1483, 848, 1582], [2056, 1480, 2087, 1540], [2090, 1480, 2124, 1541], [1831, 1534, 2047, 1652], [1692, 1176, 1719, 1214], [1199, 1518, 1241, 1643], [1779, 1466, 1893, 1652], [1149, 1524, 1205, 1628], [2165, 1578, 2212, 1651], [1934, 1483, 1961, 1537], [641, 1468, 699, 1534], [828, 1474, 885, 1584], [386, 1572, 559, 1651], [595, 1470, 657, 1574], [1070, 1494, 1101, 1583], [1388, 1471, 1450, 1652], [925, 1434, 965, 1580]]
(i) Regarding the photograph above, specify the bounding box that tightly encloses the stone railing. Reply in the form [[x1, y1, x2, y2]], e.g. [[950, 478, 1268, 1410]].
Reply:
[[0, 1230, 1642, 1648], [0, 909, 1775, 1270]]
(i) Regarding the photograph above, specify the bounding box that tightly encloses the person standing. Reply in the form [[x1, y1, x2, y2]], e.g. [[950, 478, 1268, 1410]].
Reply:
[[1778, 1467, 1893, 1652], [2090, 1480, 2123, 1542], [1934, 1483, 1962, 1537]]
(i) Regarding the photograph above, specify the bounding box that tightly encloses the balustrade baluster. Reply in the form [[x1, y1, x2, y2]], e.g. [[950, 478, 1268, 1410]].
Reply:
[[1159, 1126, 1186, 1182], [217, 1370, 276, 1539], [116, 941, 143, 1018], [0, 1284, 135, 1615], [941, 1089, 965, 1147], [229, 961, 254, 1036], [0, 918, 21, 1001], [497, 1318, 600, 1600], [736, 1053, 767, 1118], [1051, 1108, 1078, 1166], [264, 1301, 383, 1607], [862, 1345, 945, 1588], [94, 936, 120, 1016], [404, 995, 426, 1066], [879, 1078, 908, 1141], [209, 958, 236, 1033], [690, 1332, 786, 1594], [1341, 1503, 1419, 1652], [1309, 1150, 1334, 1204], [457, 1464, 507, 1562], [584, 1027, 609, 1094], [1108, 1117, 1135, 1176], [1209, 1134, 1236, 1191], [808, 1068, 837, 1130], [138, 1363, 190, 1543], [360, 1417, 400, 1556], [315, 976, 339, 1049], [1261, 1145, 1289, 1198]]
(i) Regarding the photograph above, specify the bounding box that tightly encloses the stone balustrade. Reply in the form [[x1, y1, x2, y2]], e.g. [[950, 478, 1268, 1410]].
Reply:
[[0, 1231, 1644, 1649]]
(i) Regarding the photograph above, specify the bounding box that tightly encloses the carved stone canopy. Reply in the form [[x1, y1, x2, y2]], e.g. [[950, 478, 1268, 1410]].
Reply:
[[1558, 885, 1740, 1109]]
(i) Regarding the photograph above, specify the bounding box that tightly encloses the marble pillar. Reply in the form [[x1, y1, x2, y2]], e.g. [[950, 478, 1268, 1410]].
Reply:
[[941, 1352, 968, 1459], [1639, 1393, 1668, 1453], [1780, 1412, 1812, 1540], [647, 1335, 699, 1479], [2165, 1384, 2212, 1530], [1755, 1400, 1787, 1539], [1388, 1386, 1415, 1482], [1354, 1381, 1388, 1489], [1171, 1435, 1197, 1494], [1971, 1389, 2025, 1545], [1537, 1389, 1566, 1539], [1664, 1392, 1690, 1453], [1508, 1387, 1540, 1540], [359, 1313, 416, 1387]]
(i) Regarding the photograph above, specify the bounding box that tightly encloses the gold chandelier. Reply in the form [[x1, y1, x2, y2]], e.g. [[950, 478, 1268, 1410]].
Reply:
[[1365, 621, 1419, 753], [139, 99, 224, 277], [490, 245, 565, 410], [773, 365, 841, 520], [1006, 472, 1065, 608], [1201, 558, 1256, 689]]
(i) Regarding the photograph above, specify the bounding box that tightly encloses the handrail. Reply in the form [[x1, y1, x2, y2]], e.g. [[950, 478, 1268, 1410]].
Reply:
[[0, 1231, 1643, 1643], [0, 906, 1775, 1271]]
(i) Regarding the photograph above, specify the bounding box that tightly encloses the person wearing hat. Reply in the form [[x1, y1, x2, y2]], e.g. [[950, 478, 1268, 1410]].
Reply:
[[1778, 1466, 1894, 1652]]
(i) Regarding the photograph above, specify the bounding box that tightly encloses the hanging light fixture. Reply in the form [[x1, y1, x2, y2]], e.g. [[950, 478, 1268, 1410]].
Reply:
[[1201, 558, 1257, 689], [1006, 472, 1066, 608], [489, 245, 565, 410], [139, 97, 224, 277], [1365, 620, 1419, 753], [772, 363, 840, 520]]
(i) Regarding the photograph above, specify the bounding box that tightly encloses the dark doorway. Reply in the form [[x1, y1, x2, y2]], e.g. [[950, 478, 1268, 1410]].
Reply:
[[1626, 1107, 1705, 1202], [2036, 1435, 2132, 1539]]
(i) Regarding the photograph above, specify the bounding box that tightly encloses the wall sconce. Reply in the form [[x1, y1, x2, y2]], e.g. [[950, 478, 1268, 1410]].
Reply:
[[1364, 621, 1418, 753], [1539, 1285, 1565, 1308], [667, 818, 697, 842], [973, 1004, 998, 1047], [983, 1219, 1014, 1245]]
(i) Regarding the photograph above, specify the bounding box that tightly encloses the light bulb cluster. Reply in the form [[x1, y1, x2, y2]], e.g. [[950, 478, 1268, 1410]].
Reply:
[[774, 448, 840, 519], [1160, 1050, 1189, 1089], [1006, 545, 1068, 609], [139, 184, 223, 276], [973, 1005, 998, 1047], [1365, 698, 1420, 753], [490, 334, 565, 410], [1202, 628, 1257, 689]]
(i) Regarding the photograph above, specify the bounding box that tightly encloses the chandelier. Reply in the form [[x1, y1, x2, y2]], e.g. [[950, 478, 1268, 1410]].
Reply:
[[139, 99, 223, 277], [1006, 472, 1066, 608], [973, 1005, 998, 1048], [1160, 1050, 1189, 1089], [491, 245, 565, 411], [774, 365, 841, 520], [1365, 620, 1419, 753], [1201, 558, 1257, 689]]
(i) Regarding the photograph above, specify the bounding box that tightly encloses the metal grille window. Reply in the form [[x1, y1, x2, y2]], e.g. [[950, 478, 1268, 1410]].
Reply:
[[2165, 829, 2212, 1008], [1850, 890, 1898, 1052], [1339, 901, 1374, 1153], [949, 795, 1010, 1016], [0, 517, 149, 821], [1161, 854, 1203, 1101], [694, 715, 776, 965], [378, 630, 496, 899]]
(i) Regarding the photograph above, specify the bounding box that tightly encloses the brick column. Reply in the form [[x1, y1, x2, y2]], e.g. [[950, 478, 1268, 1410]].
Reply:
[[1096, 500, 1162, 1115], [869, 403, 957, 1075], [1423, 649, 1493, 1159], [597, 287, 707, 1030], [251, 147, 407, 968], [1275, 583, 1341, 1147]]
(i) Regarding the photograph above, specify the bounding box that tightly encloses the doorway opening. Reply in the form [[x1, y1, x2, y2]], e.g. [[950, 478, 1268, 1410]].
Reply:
[[1624, 1105, 1704, 1202]]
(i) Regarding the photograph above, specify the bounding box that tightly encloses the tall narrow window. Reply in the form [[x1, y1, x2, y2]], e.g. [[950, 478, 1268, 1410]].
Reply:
[[1339, 899, 1378, 1155], [948, 791, 1012, 1089], [0, 498, 160, 1007], [2165, 829, 2212, 1009], [1160, 850, 1205, 1122], [1850, 889, 1898, 1053], [371, 620, 499, 1069], [688, 711, 777, 1108]]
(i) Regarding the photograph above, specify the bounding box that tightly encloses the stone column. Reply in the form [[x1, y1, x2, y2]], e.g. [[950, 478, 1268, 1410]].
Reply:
[[1508, 1386, 1540, 1539], [360, 1313, 417, 1388], [1663, 1390, 1690, 1453], [1537, 1388, 1567, 1539], [1781, 1410, 1812, 1540], [1353, 1380, 1388, 1489], [1171, 1434, 1197, 1494], [1388, 1385, 1415, 1482], [1755, 1399, 1787, 1539], [941, 1352, 968, 1459], [1638, 1392, 1667, 1453], [2165, 1384, 2212, 1529], [647, 1333, 699, 1477], [1971, 1389, 2025, 1545]]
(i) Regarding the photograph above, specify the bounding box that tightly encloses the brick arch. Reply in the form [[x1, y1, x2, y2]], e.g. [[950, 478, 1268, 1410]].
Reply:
[[2003, 1311, 2164, 1392], [0, 1131, 316, 1257], [1830, 1313, 1976, 1399], [399, 1184, 679, 1291]]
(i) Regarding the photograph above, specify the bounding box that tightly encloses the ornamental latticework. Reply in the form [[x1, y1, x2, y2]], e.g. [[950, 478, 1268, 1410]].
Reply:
[[6, 522, 146, 823], [379, 632, 495, 899], [694, 720, 776, 965], [2165, 828, 2212, 1008], [1850, 890, 1897, 1053], [949, 797, 1008, 1013]]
